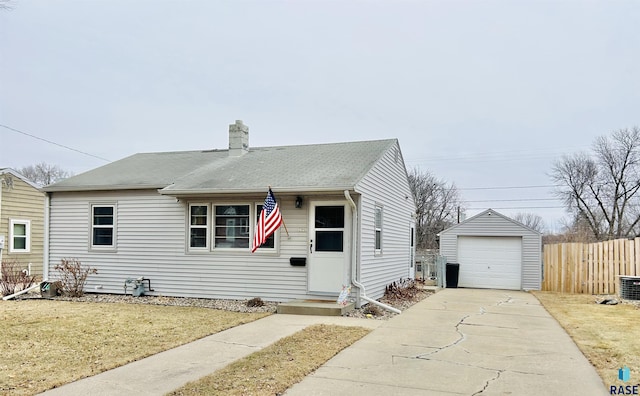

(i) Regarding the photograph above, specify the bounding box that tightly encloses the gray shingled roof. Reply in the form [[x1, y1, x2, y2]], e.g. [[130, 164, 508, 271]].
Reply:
[[44, 139, 398, 194]]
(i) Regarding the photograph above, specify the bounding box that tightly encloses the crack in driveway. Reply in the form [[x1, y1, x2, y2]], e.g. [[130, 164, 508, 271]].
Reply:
[[472, 369, 503, 395], [415, 313, 471, 359], [406, 294, 543, 395]]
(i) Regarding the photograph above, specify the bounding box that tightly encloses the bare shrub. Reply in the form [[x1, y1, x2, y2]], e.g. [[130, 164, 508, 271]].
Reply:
[[383, 278, 422, 301], [53, 258, 97, 297], [362, 304, 382, 316], [0, 259, 37, 296], [246, 297, 264, 307]]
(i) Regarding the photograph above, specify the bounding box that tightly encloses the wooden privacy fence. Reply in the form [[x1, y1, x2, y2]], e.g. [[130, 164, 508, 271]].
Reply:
[[543, 238, 640, 294]]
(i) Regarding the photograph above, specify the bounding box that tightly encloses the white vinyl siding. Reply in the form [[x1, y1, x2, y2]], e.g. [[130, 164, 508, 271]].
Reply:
[[47, 190, 313, 302], [355, 142, 416, 301]]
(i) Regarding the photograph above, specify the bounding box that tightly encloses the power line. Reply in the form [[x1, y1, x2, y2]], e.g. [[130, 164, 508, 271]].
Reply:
[[466, 198, 557, 203], [0, 123, 111, 162], [405, 146, 592, 164], [466, 206, 565, 210], [459, 184, 560, 191]]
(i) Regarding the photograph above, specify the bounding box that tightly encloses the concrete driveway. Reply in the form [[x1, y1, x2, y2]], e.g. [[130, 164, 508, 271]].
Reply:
[[286, 288, 608, 395]]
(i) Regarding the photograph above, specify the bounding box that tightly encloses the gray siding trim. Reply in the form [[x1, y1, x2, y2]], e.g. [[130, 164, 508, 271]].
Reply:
[[355, 142, 416, 300], [439, 209, 541, 290]]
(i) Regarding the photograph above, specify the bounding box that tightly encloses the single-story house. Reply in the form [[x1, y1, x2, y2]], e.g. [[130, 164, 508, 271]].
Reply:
[[0, 168, 46, 278], [43, 121, 417, 305], [438, 209, 542, 290]]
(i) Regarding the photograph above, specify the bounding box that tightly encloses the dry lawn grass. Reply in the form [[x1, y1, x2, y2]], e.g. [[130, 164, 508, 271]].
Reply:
[[0, 300, 270, 395], [533, 291, 640, 385], [168, 324, 371, 396]]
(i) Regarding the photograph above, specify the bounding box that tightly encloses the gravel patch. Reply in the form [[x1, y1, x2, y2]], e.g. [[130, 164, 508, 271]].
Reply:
[[14, 287, 435, 319], [345, 289, 434, 320]]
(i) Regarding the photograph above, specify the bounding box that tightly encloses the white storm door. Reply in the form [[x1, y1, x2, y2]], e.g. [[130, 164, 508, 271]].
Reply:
[[308, 202, 350, 294]]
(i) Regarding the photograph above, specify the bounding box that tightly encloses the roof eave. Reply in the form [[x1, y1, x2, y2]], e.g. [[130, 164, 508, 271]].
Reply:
[[158, 185, 356, 196], [43, 184, 168, 193]]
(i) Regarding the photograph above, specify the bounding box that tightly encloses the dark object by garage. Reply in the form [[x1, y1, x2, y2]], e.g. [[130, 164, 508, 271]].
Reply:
[[446, 263, 460, 288]]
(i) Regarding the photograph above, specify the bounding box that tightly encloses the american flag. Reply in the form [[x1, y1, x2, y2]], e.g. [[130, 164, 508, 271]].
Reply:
[[251, 188, 282, 252]]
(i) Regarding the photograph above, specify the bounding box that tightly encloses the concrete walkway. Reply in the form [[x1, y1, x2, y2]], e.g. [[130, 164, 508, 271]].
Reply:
[[40, 289, 608, 395], [286, 289, 608, 396]]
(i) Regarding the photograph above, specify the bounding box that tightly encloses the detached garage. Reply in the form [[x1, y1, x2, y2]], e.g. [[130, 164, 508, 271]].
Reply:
[[438, 209, 542, 290]]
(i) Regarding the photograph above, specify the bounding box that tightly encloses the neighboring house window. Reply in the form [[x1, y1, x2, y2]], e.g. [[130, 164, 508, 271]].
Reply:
[[214, 205, 250, 249], [189, 204, 209, 249], [375, 205, 383, 253], [255, 203, 275, 250], [91, 204, 115, 248], [9, 219, 30, 253]]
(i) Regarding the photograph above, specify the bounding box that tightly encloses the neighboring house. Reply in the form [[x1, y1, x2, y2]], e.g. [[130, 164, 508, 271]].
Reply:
[[438, 209, 542, 291], [0, 168, 46, 278], [43, 121, 417, 304]]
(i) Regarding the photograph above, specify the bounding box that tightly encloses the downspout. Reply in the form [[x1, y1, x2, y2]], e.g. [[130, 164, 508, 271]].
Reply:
[[43, 193, 50, 280], [2, 282, 42, 301], [0, 176, 3, 266], [344, 190, 401, 314]]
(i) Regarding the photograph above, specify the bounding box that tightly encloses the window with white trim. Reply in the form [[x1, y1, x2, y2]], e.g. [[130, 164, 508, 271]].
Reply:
[[91, 204, 115, 249], [9, 219, 30, 253], [214, 204, 250, 249], [374, 205, 383, 253], [189, 204, 209, 249]]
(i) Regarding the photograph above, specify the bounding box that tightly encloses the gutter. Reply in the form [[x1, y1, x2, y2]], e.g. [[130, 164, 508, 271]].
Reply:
[[343, 190, 401, 314], [159, 185, 356, 196], [43, 184, 167, 193]]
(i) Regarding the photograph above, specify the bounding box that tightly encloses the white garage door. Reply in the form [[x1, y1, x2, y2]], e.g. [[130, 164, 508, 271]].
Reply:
[[457, 236, 522, 290]]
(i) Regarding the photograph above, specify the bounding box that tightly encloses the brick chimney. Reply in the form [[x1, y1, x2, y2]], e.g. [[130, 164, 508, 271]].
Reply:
[[228, 120, 249, 156]]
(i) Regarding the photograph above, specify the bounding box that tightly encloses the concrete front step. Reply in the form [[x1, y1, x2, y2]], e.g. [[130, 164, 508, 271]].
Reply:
[[277, 299, 355, 316]]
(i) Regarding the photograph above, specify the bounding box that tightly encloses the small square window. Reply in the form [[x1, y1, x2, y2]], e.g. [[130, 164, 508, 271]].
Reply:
[[9, 219, 30, 253]]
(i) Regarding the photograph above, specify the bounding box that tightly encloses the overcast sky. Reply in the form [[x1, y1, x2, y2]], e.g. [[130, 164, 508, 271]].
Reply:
[[1, 1, 639, 232]]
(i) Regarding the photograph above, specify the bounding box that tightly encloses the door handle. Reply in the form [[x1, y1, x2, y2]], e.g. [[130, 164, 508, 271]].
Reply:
[[310, 239, 313, 254]]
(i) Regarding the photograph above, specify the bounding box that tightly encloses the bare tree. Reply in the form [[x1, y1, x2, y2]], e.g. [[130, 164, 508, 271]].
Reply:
[[512, 212, 545, 233], [0, 0, 13, 10], [408, 167, 463, 250], [551, 127, 640, 241], [19, 163, 71, 186]]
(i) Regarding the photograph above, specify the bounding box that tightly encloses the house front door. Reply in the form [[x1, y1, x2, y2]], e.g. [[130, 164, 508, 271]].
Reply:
[[308, 202, 350, 295]]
